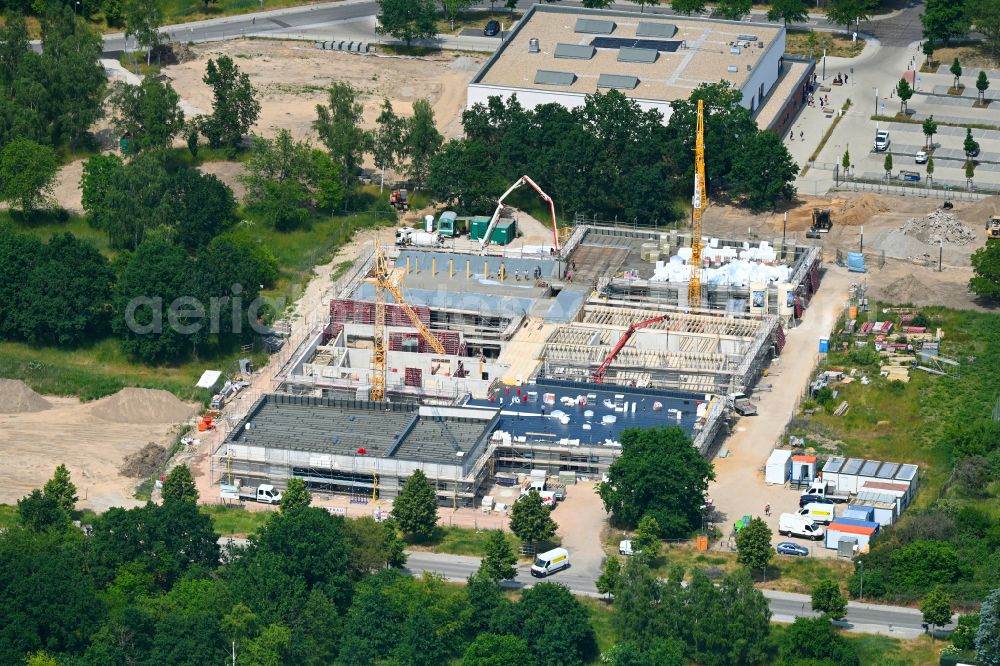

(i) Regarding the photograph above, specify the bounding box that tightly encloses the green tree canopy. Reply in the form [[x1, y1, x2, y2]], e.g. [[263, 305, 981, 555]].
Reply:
[[596, 555, 622, 598], [921, 0, 970, 45], [730, 129, 798, 210], [479, 530, 517, 582], [0, 137, 58, 212], [811, 579, 848, 619], [921, 585, 953, 637], [884, 152, 894, 177], [671, 0, 706, 13], [735, 516, 773, 576], [509, 489, 557, 549], [462, 633, 534, 666], [716, 0, 752, 20], [951, 57, 964, 87], [279, 478, 312, 512], [632, 514, 662, 560], [375, 0, 437, 46], [598, 426, 715, 538], [406, 98, 444, 188], [391, 469, 439, 540], [201, 55, 261, 152], [826, 0, 872, 30], [314, 81, 368, 185], [17, 489, 71, 531], [344, 516, 407, 576], [370, 98, 406, 189], [976, 71, 991, 103], [967, 0, 1000, 55], [499, 583, 597, 666], [42, 464, 78, 514], [108, 77, 185, 153], [123, 0, 163, 63], [767, 0, 808, 24], [977, 587, 1000, 664], [775, 616, 860, 666], [897, 78, 913, 113], [162, 465, 198, 504], [922, 115, 938, 148]]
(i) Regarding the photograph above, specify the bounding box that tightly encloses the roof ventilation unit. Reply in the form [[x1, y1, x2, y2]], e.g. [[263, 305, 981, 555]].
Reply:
[[730, 46, 741, 54], [727, 65, 738, 73], [529, 37, 540, 53]]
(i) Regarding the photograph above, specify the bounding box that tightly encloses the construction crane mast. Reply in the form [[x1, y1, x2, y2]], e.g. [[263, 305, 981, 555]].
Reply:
[[370, 240, 446, 402], [689, 99, 706, 308]]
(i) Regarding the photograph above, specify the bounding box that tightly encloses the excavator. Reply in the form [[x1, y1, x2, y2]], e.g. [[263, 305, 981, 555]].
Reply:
[[987, 215, 1000, 241]]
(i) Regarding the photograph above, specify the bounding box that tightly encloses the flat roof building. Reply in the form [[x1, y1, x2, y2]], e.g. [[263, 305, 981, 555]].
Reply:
[[469, 5, 788, 121]]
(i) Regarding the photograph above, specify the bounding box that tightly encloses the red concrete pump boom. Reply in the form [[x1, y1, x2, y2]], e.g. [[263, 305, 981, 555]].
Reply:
[[593, 314, 670, 384]]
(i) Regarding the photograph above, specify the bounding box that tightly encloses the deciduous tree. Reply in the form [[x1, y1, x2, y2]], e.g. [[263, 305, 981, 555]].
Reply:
[[626, 0, 661, 12], [767, 0, 808, 25], [509, 489, 557, 551], [897, 77, 913, 113], [976, 71, 990, 104], [923, 115, 938, 148], [921, 0, 970, 45], [43, 464, 78, 514], [279, 478, 312, 512], [735, 516, 773, 577], [671, 0, 706, 14], [596, 556, 622, 599], [462, 633, 533, 666], [951, 57, 964, 88], [123, 0, 163, 64], [17, 489, 71, 531], [632, 515, 662, 560], [884, 152, 894, 179], [921, 585, 953, 640], [967, 0, 1000, 56], [826, 0, 872, 31], [314, 81, 368, 185], [776, 616, 860, 665], [923, 39, 936, 67], [730, 129, 798, 209], [507, 583, 597, 666], [108, 78, 185, 153], [162, 465, 198, 504], [345, 516, 407, 576], [376, 0, 437, 46], [406, 98, 443, 188], [717, 0, 751, 20], [0, 137, 58, 212], [371, 98, 406, 191], [202, 55, 261, 152], [598, 426, 715, 538], [392, 469, 439, 540], [479, 530, 517, 582], [811, 580, 848, 619]]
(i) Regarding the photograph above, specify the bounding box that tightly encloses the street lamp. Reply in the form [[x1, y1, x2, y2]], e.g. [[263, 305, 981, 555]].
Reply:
[[700, 504, 707, 534], [858, 560, 865, 599]]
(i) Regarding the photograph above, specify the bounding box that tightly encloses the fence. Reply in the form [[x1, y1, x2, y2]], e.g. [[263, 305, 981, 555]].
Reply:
[[835, 247, 886, 270], [833, 180, 988, 200]]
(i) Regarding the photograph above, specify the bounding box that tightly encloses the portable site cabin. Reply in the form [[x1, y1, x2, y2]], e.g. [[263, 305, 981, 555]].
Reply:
[[825, 517, 879, 550], [852, 491, 899, 526], [765, 449, 793, 484], [843, 506, 874, 522], [820, 457, 919, 497], [821, 457, 865, 493], [790, 454, 817, 483], [437, 211, 458, 237]]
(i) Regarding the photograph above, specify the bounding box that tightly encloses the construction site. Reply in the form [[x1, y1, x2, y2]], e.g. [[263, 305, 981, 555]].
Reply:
[[211, 103, 826, 507]]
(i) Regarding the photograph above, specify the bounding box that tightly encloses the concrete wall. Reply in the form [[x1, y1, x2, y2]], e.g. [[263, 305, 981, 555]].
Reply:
[[739, 29, 785, 112], [467, 83, 675, 121]]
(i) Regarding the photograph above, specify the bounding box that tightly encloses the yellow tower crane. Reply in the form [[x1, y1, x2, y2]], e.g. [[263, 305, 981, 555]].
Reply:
[[370, 240, 447, 402], [689, 99, 706, 308]]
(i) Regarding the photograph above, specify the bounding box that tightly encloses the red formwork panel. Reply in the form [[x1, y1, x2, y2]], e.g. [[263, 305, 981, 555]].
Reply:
[[321, 322, 344, 345], [330, 298, 431, 327], [404, 367, 423, 387], [389, 330, 462, 355]]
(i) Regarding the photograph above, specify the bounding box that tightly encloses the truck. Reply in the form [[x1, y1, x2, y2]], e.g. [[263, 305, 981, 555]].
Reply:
[[221, 483, 283, 505], [798, 502, 836, 524], [531, 547, 570, 577], [801, 479, 852, 503], [389, 188, 408, 211], [778, 513, 825, 540], [730, 393, 757, 416], [395, 228, 443, 248]]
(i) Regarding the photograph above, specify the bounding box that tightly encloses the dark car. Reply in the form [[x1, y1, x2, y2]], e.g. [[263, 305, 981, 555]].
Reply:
[[967, 142, 981, 158], [484, 19, 501, 37], [799, 494, 834, 508], [776, 542, 810, 557]]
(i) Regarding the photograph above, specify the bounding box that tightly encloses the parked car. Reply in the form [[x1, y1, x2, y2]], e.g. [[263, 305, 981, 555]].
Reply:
[[899, 169, 921, 182], [778, 513, 825, 541], [915, 150, 928, 164], [799, 494, 835, 508], [776, 541, 810, 556], [874, 130, 890, 152], [484, 20, 501, 36], [967, 142, 981, 157], [619, 539, 633, 556]]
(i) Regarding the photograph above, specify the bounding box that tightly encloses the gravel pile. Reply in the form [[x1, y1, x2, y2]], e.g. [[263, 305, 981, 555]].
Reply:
[[898, 210, 977, 246]]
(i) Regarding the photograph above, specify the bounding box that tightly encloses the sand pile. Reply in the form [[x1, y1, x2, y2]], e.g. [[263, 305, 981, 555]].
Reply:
[[835, 194, 891, 226], [89, 388, 195, 424], [898, 210, 976, 246], [119, 443, 169, 478], [958, 195, 1000, 222], [872, 276, 939, 305], [0, 379, 52, 413]]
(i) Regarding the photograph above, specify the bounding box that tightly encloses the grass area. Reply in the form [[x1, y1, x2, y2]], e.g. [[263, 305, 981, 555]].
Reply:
[[786, 29, 865, 59], [847, 633, 942, 665], [435, 9, 520, 36], [0, 210, 111, 256], [931, 44, 1000, 71], [580, 597, 616, 656], [0, 504, 17, 530], [408, 526, 524, 557], [117, 52, 162, 77], [201, 504, 272, 536], [380, 44, 443, 57]]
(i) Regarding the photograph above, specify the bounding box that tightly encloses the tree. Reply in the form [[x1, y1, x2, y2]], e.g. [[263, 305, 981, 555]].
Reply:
[[627, 0, 661, 13], [717, 0, 752, 20], [599, 426, 715, 538], [735, 516, 773, 577], [951, 57, 963, 89], [826, 0, 872, 31], [314, 81, 368, 185], [42, 464, 78, 514], [889, 540, 963, 590], [922, 115, 938, 148], [977, 587, 1000, 665], [976, 71, 990, 104], [923, 39, 936, 67], [108, 78, 185, 153], [123, 0, 163, 65], [507, 583, 597, 666], [479, 530, 517, 582], [376, 0, 437, 46], [162, 465, 198, 504], [632, 515, 662, 560], [730, 129, 798, 209], [17, 489, 71, 531], [776, 616, 860, 666], [391, 469, 439, 540], [202, 55, 261, 152], [371, 98, 406, 191], [407, 98, 444, 188], [345, 516, 407, 576], [952, 611, 980, 651], [966, 159, 976, 187], [596, 556, 622, 599], [582, 0, 616, 7], [897, 77, 913, 114], [884, 152, 893, 180], [842, 147, 851, 171], [463, 633, 534, 666], [0, 137, 58, 212], [169, 167, 238, 250], [967, 0, 1000, 57], [922, 585, 953, 640], [509, 490, 557, 551], [279, 478, 312, 512], [927, 157, 934, 182], [767, 0, 808, 25], [811, 580, 848, 619], [965, 127, 979, 157], [921, 0, 970, 46], [671, 0, 705, 13]]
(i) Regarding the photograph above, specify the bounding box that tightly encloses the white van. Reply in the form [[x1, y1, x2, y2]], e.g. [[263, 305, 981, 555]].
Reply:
[[798, 502, 836, 524], [530, 547, 570, 577], [778, 513, 825, 540]]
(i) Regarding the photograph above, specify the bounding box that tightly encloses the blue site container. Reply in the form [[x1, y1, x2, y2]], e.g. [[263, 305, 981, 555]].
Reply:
[[819, 338, 829, 353]]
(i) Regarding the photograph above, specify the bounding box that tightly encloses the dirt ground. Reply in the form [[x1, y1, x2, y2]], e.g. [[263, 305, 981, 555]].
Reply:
[[0, 391, 197, 511], [163, 40, 480, 143], [702, 193, 1000, 311], [550, 481, 609, 580]]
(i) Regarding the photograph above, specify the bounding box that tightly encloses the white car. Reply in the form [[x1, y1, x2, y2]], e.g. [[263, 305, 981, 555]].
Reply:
[[619, 539, 634, 555], [915, 150, 928, 164], [874, 130, 890, 152]]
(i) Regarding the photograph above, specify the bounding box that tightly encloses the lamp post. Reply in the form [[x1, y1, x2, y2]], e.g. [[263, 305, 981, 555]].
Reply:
[[858, 560, 865, 600], [700, 504, 707, 534]]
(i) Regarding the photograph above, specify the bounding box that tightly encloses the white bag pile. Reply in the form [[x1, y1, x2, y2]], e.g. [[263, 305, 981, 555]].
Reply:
[[650, 240, 791, 287]]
